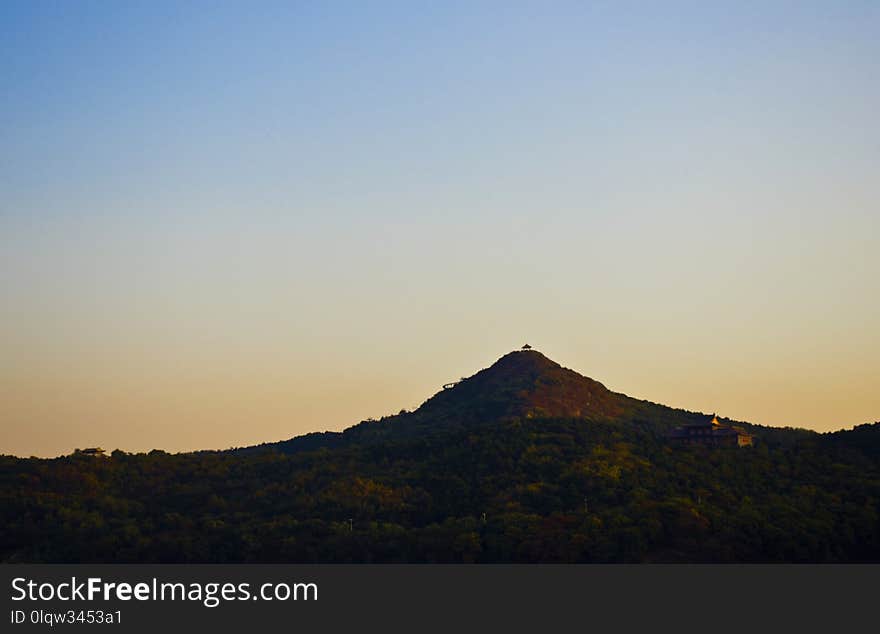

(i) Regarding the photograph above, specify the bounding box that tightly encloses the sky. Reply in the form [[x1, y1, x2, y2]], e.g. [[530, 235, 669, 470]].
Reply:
[[2, 1, 878, 457]]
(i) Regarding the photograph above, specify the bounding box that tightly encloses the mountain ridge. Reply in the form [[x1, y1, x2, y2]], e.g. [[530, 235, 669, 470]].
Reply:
[[253, 348, 739, 455]]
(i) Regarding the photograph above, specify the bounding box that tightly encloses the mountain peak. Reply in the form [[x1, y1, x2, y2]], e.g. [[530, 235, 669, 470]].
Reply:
[[491, 348, 559, 370], [412, 348, 630, 424]]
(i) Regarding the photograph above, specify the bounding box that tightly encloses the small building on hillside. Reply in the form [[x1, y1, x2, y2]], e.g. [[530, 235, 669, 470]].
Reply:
[[669, 415, 753, 447]]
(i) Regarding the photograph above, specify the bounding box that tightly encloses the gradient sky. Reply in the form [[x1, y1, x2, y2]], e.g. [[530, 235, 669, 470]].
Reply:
[[2, 1, 878, 457]]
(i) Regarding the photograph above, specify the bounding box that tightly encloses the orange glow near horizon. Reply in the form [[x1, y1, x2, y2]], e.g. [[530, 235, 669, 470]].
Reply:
[[2, 3, 878, 457]]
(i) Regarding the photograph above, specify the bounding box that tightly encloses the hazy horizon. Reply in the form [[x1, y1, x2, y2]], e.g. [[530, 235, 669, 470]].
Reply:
[[3, 2, 879, 457]]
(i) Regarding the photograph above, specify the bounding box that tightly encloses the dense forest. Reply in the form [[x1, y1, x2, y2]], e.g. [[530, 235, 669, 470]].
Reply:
[[2, 351, 878, 563]]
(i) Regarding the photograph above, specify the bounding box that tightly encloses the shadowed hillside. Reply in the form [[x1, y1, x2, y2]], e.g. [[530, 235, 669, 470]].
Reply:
[[263, 349, 714, 454], [414, 350, 632, 422]]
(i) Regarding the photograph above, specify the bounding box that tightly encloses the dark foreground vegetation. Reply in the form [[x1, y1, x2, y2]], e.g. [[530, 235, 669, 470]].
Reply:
[[4, 418, 879, 563]]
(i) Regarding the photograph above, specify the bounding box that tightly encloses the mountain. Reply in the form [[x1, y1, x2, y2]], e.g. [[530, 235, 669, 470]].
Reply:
[[261, 349, 709, 455], [2, 348, 879, 563]]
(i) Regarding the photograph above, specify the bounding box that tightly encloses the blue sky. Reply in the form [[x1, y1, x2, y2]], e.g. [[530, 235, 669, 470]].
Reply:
[[2, 2, 878, 455]]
